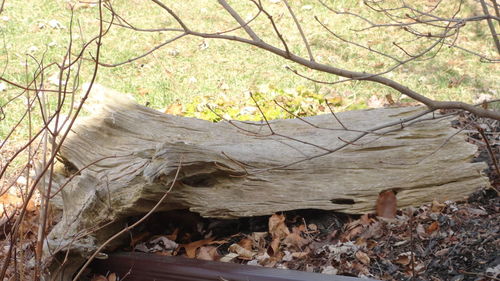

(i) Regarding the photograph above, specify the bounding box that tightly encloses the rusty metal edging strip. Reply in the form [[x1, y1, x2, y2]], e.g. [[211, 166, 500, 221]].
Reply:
[[92, 252, 379, 281]]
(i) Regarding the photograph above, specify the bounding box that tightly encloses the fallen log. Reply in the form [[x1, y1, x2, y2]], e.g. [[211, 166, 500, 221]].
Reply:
[[44, 84, 489, 279]]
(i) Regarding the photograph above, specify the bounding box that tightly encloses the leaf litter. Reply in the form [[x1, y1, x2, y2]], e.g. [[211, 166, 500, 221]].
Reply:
[[90, 190, 497, 281]]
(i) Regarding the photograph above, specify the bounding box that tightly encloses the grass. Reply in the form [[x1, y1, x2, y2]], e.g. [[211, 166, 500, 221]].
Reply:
[[0, 0, 499, 140]]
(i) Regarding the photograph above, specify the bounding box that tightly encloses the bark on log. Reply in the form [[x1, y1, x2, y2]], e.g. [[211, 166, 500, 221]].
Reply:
[[44, 84, 489, 279]]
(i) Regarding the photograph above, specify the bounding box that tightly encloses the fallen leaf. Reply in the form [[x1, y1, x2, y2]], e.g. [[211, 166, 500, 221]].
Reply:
[[250, 232, 267, 249], [394, 255, 410, 265], [376, 190, 397, 219], [291, 251, 309, 259], [268, 237, 281, 257], [238, 238, 253, 251], [359, 214, 373, 225], [283, 225, 311, 249], [322, 265, 338, 275], [282, 250, 293, 261], [416, 224, 428, 239], [220, 252, 238, 263], [268, 214, 290, 239], [307, 223, 318, 232], [164, 103, 183, 115], [355, 250, 371, 265], [435, 248, 449, 256], [466, 207, 488, 216], [229, 243, 255, 260], [149, 235, 178, 251], [107, 273, 117, 281], [431, 200, 446, 213], [342, 225, 363, 242], [426, 221, 439, 234], [196, 246, 219, 261], [361, 221, 384, 239], [182, 237, 214, 258]]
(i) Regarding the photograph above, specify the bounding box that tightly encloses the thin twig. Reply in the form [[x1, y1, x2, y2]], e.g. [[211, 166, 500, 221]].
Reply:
[[283, 0, 314, 61], [480, 0, 500, 54]]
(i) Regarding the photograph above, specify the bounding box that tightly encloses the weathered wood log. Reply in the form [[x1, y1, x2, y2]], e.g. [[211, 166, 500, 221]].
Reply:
[[44, 84, 489, 279]]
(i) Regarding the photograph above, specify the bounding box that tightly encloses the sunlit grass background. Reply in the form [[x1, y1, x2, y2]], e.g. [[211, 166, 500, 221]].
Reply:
[[0, 0, 498, 139]]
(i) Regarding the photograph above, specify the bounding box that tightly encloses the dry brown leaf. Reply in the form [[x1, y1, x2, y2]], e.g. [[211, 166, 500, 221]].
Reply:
[[268, 214, 290, 239], [359, 214, 373, 226], [238, 238, 253, 251], [307, 223, 318, 232], [426, 221, 439, 234], [196, 246, 219, 261], [220, 253, 238, 263], [376, 190, 397, 219], [283, 232, 310, 249], [291, 251, 309, 259], [342, 225, 363, 242], [292, 224, 306, 233], [251, 232, 267, 249], [107, 273, 117, 281], [416, 224, 428, 239], [355, 237, 367, 247], [431, 200, 446, 213], [355, 251, 371, 265], [182, 237, 214, 258], [361, 221, 384, 239], [394, 255, 410, 265], [164, 103, 183, 115], [149, 235, 178, 250], [229, 243, 255, 260], [268, 237, 281, 257]]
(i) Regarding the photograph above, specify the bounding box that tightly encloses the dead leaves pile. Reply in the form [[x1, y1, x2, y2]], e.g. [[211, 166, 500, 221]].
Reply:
[[125, 213, 316, 268], [92, 188, 499, 281]]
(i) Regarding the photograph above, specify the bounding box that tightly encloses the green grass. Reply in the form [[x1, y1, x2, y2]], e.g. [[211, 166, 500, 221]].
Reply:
[[0, 0, 499, 140]]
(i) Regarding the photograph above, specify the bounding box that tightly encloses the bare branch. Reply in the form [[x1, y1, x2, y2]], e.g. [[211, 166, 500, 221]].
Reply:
[[251, 0, 291, 57], [283, 0, 314, 61], [98, 33, 187, 67], [480, 0, 500, 54], [218, 0, 261, 42]]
